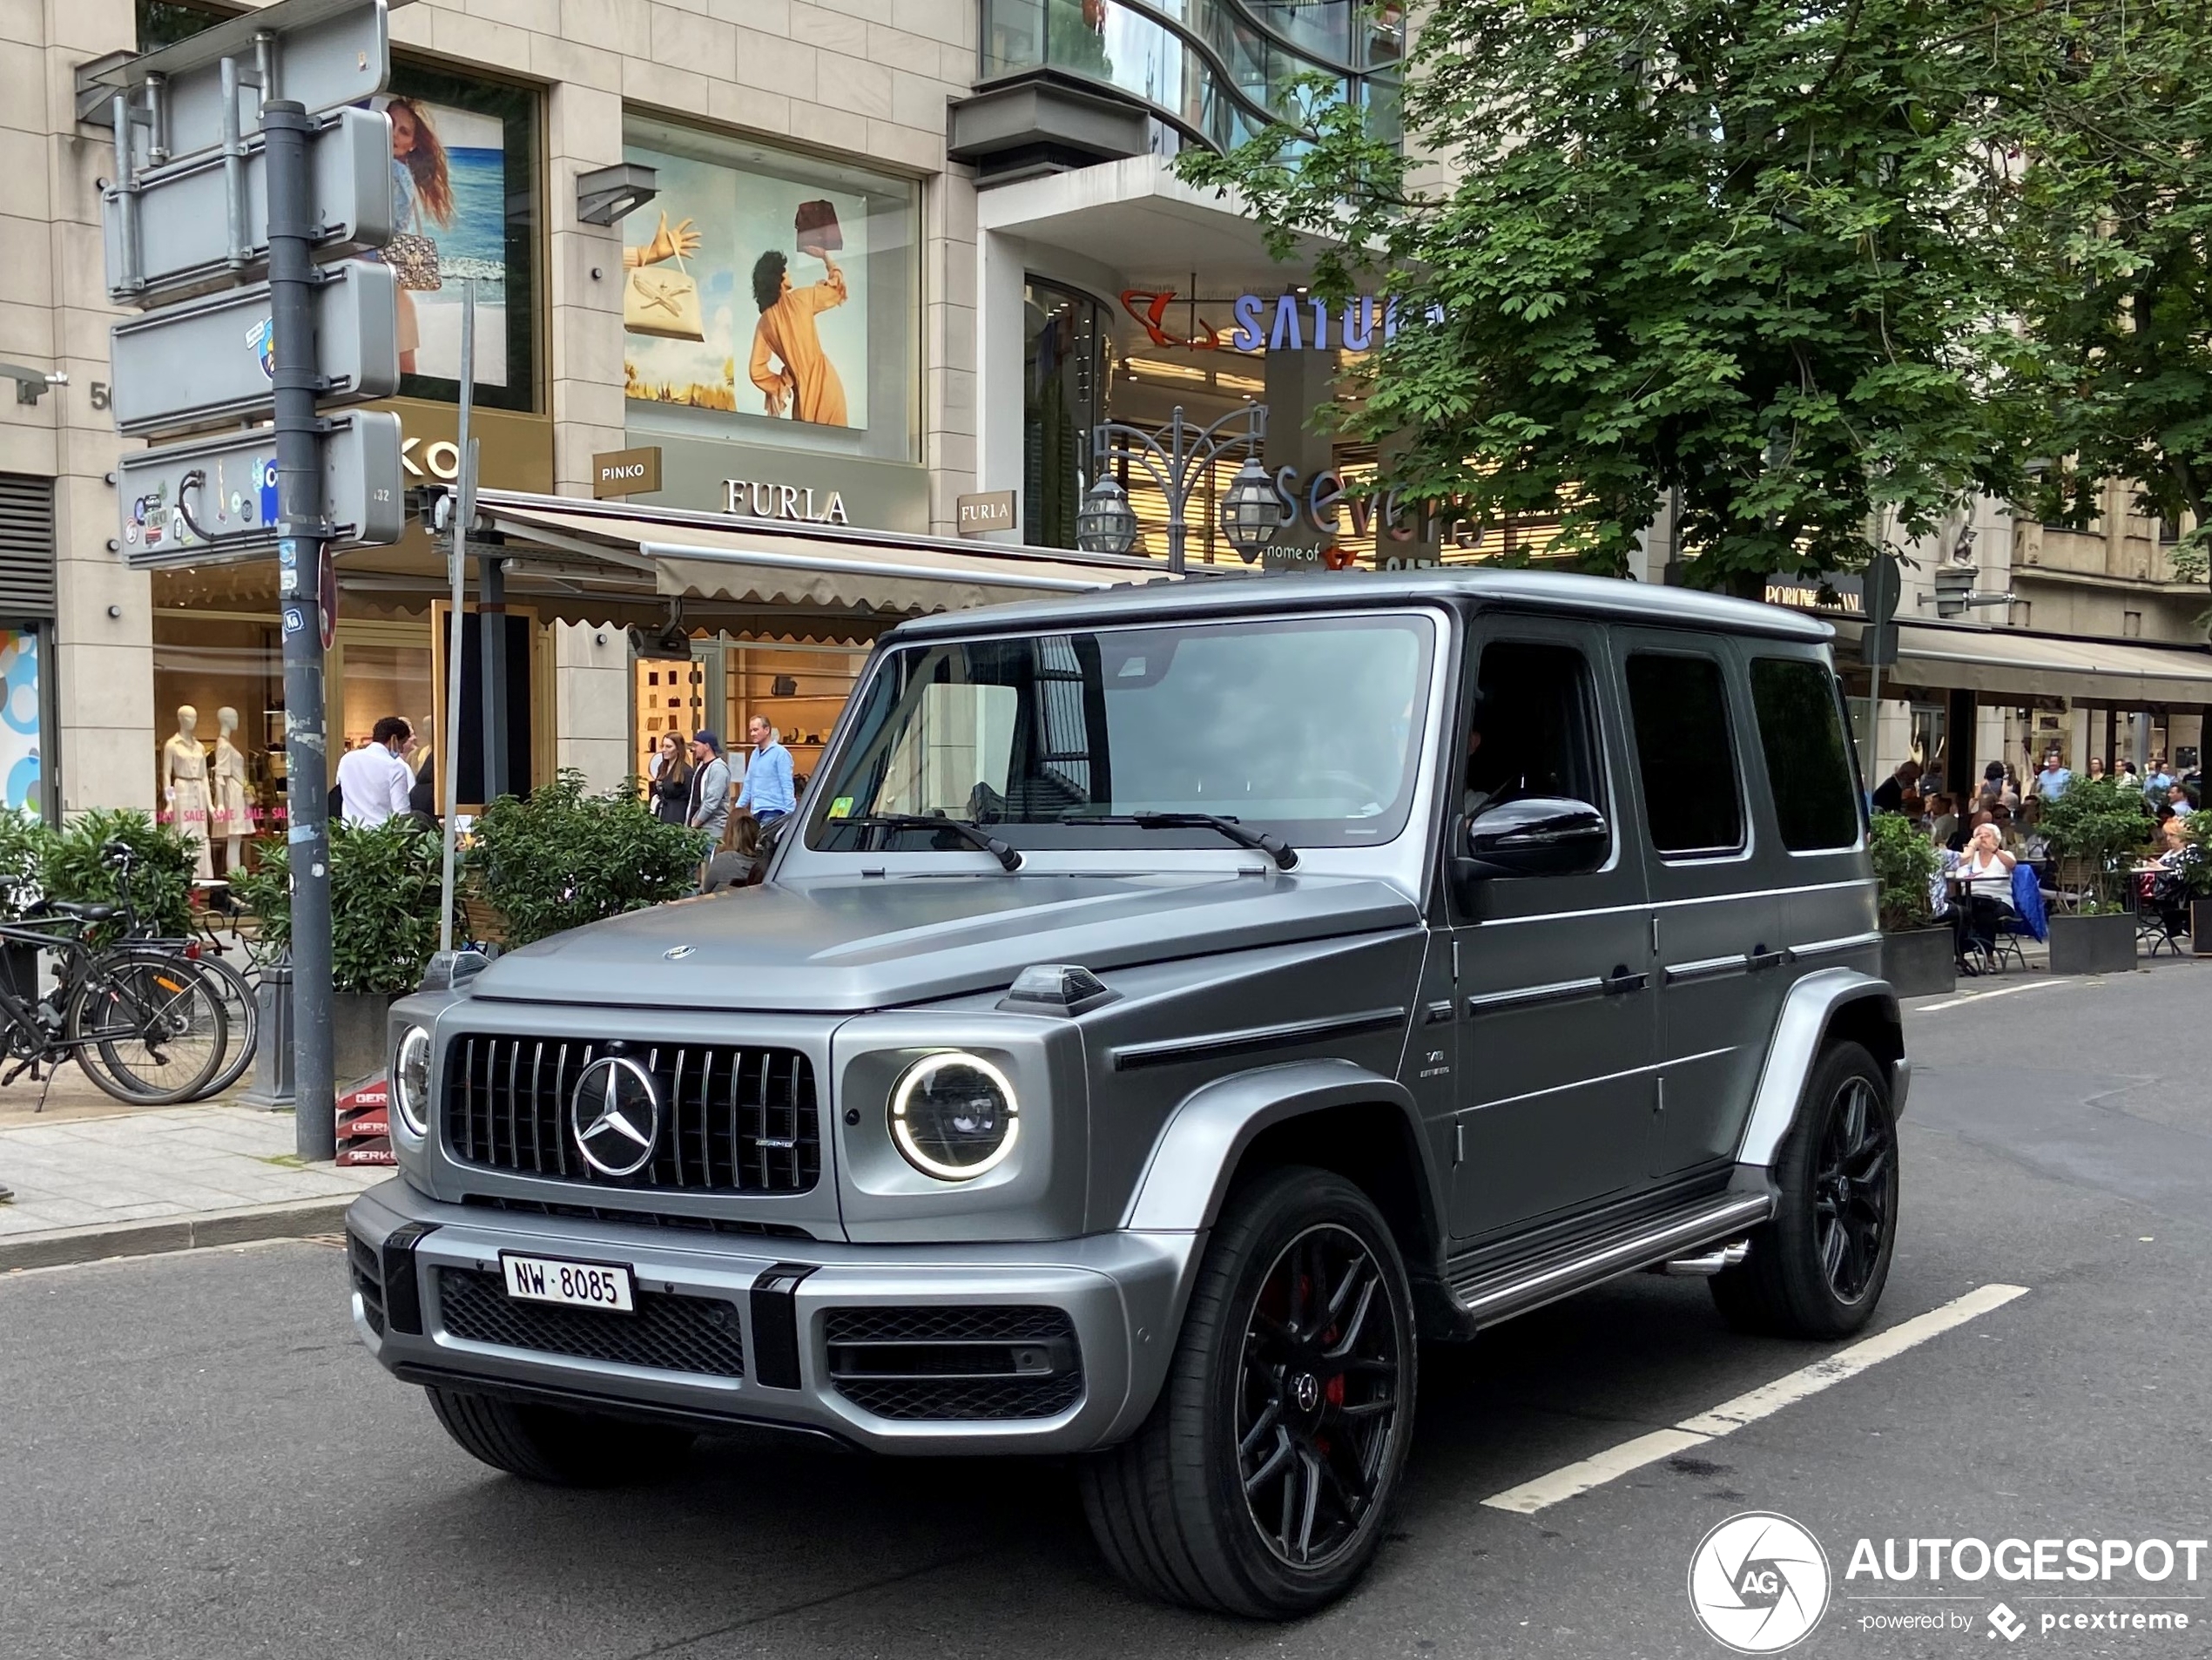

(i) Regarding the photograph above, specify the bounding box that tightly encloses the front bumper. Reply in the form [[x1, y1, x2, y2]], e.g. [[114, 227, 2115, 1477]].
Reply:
[[345, 1179, 1199, 1455]]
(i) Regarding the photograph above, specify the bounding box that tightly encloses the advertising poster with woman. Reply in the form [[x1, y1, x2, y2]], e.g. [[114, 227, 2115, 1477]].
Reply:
[[378, 95, 511, 387], [621, 147, 871, 431]]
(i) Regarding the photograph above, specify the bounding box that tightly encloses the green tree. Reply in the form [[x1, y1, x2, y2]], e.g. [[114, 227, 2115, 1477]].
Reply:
[[2008, 3, 2212, 597], [1181, 0, 2050, 591]]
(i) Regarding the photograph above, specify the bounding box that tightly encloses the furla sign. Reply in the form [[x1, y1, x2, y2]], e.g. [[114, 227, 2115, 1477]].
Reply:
[[722, 476, 851, 526]]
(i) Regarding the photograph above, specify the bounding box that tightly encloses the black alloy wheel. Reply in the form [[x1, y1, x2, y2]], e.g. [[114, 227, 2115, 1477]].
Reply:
[[1080, 1166, 1417, 1617], [1236, 1223, 1405, 1571], [1710, 1040, 1900, 1339], [1812, 1073, 1892, 1303]]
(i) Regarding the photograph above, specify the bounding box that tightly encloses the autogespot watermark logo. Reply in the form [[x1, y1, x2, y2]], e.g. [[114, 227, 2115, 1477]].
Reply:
[[1689, 1513, 1833, 1654]]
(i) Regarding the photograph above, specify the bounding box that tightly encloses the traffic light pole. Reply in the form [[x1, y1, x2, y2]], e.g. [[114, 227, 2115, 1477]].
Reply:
[[266, 99, 336, 1161]]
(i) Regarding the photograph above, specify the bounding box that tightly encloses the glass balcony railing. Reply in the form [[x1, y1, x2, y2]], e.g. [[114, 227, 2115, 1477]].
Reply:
[[981, 0, 1404, 155]]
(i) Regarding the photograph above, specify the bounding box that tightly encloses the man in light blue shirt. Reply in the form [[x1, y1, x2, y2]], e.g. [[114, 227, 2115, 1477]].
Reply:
[[2031, 749, 2072, 802], [736, 714, 796, 826]]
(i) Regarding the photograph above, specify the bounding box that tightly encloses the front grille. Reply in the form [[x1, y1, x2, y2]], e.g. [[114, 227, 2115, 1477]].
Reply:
[[436, 1267, 745, 1379], [825, 1306, 1082, 1421], [458, 1194, 814, 1239], [442, 1035, 819, 1196], [348, 1233, 386, 1337]]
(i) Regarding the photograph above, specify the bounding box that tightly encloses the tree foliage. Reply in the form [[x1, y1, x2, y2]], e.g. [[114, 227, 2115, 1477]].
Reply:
[[1180, 0, 2085, 591], [2007, 3, 2212, 590]]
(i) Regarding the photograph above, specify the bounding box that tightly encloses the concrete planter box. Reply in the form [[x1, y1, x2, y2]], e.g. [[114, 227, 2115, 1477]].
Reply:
[[332, 991, 397, 1085], [1881, 927, 1957, 998], [2194, 900, 2212, 957], [2047, 911, 2137, 975]]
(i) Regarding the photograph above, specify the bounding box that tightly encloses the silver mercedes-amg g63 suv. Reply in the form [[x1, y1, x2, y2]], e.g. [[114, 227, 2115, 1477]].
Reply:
[[346, 569, 1906, 1618]]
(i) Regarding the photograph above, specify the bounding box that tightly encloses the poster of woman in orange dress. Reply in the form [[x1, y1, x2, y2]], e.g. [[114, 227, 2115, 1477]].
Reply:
[[748, 251, 849, 427]]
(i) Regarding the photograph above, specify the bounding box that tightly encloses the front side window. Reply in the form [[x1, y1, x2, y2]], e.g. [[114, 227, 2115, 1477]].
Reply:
[[809, 613, 1436, 854], [1464, 639, 1606, 825], [1624, 652, 1745, 857], [1750, 658, 1861, 851]]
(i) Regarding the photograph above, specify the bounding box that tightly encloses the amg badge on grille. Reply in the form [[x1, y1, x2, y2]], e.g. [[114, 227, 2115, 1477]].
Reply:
[[569, 1056, 661, 1177]]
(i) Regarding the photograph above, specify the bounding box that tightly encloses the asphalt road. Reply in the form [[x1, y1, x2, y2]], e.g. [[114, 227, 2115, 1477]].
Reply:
[[4, 958, 2209, 1660]]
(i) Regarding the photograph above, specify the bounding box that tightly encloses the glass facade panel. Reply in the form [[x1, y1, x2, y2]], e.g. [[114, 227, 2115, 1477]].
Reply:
[[1024, 280, 1112, 550], [622, 118, 921, 467]]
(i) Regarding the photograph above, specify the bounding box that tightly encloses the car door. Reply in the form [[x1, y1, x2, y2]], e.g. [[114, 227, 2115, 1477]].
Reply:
[[1614, 633, 1784, 1184], [1448, 619, 1658, 1241]]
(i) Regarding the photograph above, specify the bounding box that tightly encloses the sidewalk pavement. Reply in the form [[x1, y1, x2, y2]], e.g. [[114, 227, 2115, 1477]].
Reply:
[[0, 1081, 385, 1270]]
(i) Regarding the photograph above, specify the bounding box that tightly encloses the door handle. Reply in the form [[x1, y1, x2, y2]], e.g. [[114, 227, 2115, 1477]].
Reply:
[[1745, 946, 1787, 972], [1602, 965, 1649, 995]]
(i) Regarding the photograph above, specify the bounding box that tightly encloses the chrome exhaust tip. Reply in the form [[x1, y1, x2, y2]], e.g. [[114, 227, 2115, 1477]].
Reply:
[[1652, 1239, 1750, 1277]]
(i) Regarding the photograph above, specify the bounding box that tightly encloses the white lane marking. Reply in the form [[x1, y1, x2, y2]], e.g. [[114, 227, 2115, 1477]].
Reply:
[[1480, 1283, 2030, 1515], [1912, 981, 2067, 1013]]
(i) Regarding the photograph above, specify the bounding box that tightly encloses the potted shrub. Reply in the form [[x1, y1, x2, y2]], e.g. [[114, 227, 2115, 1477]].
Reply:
[[2179, 810, 2212, 955], [39, 807, 197, 939], [231, 820, 451, 1080], [467, 770, 710, 947], [2036, 776, 2154, 975], [0, 807, 50, 1002], [1867, 810, 1953, 997]]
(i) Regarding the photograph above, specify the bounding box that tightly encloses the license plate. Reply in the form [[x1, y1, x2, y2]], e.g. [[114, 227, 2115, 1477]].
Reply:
[[499, 1252, 635, 1313]]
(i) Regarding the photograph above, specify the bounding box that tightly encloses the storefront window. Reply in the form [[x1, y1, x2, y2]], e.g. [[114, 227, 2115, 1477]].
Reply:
[[620, 117, 920, 467], [723, 644, 870, 796], [379, 68, 541, 413], [150, 609, 289, 866], [0, 628, 46, 814], [1024, 280, 1112, 548]]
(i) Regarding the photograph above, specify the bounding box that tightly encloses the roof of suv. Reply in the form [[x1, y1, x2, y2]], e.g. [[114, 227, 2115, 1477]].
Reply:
[[890, 565, 1834, 644]]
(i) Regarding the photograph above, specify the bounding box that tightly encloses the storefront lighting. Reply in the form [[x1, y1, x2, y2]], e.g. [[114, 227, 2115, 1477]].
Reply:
[[1219, 458, 1285, 563], [1076, 476, 1138, 556]]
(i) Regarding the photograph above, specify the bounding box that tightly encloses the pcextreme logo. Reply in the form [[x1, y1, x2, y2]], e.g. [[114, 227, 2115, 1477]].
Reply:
[[1688, 1513, 1832, 1654]]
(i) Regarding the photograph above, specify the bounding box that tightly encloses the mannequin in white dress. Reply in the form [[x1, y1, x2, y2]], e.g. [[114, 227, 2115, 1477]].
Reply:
[[162, 705, 215, 880], [211, 706, 251, 874]]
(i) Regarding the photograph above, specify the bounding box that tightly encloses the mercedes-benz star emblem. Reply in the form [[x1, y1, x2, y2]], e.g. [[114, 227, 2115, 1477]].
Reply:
[[664, 944, 695, 961], [570, 1056, 662, 1178]]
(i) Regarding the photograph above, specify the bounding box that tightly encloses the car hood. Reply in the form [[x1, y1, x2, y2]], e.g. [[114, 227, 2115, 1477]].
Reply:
[[466, 871, 1420, 1012]]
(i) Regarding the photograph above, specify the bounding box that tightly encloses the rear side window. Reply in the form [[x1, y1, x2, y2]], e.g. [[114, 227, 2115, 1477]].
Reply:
[[1624, 653, 1744, 856], [1750, 658, 1861, 850]]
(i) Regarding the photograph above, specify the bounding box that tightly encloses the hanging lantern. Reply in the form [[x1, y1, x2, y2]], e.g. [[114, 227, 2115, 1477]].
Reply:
[[1076, 475, 1138, 556], [1218, 455, 1284, 563]]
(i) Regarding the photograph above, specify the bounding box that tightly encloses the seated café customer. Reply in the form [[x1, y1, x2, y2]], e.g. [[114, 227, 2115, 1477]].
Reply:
[[2016, 797, 2050, 860], [1953, 821, 2018, 965], [1926, 793, 1958, 847]]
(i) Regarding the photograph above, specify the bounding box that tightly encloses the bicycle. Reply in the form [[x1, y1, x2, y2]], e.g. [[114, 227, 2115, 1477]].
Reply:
[[0, 888, 229, 1107], [98, 841, 262, 1098]]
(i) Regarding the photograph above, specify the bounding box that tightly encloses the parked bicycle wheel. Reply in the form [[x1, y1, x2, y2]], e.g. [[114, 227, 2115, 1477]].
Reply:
[[109, 946, 258, 1097], [69, 954, 228, 1104]]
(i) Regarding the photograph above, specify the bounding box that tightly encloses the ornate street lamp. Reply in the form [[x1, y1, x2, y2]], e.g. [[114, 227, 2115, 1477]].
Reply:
[[1218, 455, 1285, 563], [1087, 403, 1275, 575], [1076, 475, 1138, 556]]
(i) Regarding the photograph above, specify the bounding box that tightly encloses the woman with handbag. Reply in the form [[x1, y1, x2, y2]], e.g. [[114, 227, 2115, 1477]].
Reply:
[[749, 210, 850, 427], [381, 98, 455, 375]]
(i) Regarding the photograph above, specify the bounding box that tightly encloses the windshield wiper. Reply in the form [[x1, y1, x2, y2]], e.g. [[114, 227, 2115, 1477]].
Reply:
[[1074, 812, 1298, 870], [843, 813, 1023, 872]]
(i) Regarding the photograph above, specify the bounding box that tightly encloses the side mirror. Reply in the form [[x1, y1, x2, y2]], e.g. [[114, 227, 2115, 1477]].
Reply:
[[1460, 796, 1609, 880]]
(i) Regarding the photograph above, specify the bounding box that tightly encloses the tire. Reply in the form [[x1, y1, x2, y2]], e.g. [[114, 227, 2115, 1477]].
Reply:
[[111, 948, 257, 1097], [1079, 1166, 1417, 1618], [69, 956, 229, 1105], [425, 1387, 696, 1487], [1711, 1041, 1899, 1339]]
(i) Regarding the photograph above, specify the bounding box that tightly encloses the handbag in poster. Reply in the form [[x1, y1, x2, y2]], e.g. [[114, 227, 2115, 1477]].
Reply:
[[624, 250, 705, 341], [793, 199, 843, 254]]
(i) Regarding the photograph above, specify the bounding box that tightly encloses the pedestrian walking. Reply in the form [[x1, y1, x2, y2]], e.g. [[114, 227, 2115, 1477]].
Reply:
[[686, 730, 733, 844], [735, 714, 796, 828], [336, 717, 415, 826]]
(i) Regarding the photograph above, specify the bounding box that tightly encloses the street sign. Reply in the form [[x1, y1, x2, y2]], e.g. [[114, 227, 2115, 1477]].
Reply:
[[116, 410, 404, 567], [109, 260, 397, 435], [82, 0, 392, 168], [103, 107, 394, 307]]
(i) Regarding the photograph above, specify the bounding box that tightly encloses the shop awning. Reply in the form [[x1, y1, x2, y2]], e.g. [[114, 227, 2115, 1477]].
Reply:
[[1871, 622, 2212, 705], [471, 491, 1217, 631]]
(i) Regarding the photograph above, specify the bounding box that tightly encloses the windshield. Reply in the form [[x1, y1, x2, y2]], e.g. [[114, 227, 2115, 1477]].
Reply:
[[806, 611, 1436, 855]]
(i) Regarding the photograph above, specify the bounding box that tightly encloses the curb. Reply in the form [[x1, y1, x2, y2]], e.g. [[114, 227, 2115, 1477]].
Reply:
[[0, 1194, 360, 1272]]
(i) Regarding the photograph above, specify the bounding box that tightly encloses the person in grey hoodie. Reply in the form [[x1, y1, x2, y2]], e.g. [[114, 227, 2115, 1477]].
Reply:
[[686, 729, 733, 844]]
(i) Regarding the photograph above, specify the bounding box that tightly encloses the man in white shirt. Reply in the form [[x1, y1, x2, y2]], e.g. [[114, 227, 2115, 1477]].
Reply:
[[336, 717, 416, 826]]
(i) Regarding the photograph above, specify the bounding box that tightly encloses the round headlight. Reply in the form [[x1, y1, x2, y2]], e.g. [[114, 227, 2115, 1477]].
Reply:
[[888, 1052, 1019, 1180], [393, 1026, 433, 1137]]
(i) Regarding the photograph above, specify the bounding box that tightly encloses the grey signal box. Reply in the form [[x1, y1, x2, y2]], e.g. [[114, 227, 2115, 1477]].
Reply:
[[103, 106, 395, 306], [110, 260, 397, 435], [116, 411, 404, 568]]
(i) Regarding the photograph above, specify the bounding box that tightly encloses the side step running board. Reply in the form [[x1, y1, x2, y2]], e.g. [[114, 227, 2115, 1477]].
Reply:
[[1447, 1194, 1774, 1329]]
